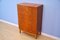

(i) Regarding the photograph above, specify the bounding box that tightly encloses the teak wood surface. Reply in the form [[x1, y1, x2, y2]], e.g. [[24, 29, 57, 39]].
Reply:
[[17, 3, 43, 39]]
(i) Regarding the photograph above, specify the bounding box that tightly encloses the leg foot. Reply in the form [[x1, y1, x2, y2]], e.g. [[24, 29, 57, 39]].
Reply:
[[35, 34, 37, 39]]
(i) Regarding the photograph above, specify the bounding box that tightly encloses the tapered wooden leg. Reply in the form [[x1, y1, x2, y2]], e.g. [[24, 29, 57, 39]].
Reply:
[[19, 27, 21, 33], [19, 25, 21, 33], [35, 34, 38, 39], [20, 29, 21, 33]]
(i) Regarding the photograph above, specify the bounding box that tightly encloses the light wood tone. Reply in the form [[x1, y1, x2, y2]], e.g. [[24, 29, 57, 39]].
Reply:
[[17, 3, 43, 38], [0, 22, 55, 40]]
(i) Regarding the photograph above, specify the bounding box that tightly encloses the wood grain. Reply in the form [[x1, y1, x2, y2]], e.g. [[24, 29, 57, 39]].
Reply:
[[17, 3, 43, 38]]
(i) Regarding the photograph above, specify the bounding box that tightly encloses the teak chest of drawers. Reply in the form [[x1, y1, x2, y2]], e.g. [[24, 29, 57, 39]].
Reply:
[[17, 3, 43, 38]]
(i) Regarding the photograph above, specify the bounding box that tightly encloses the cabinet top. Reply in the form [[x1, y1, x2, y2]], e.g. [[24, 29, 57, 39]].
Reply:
[[17, 3, 43, 7]]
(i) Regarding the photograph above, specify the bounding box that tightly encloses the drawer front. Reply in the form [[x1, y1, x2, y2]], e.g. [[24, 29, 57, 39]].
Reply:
[[23, 6, 33, 33], [23, 6, 37, 34], [18, 5, 37, 34]]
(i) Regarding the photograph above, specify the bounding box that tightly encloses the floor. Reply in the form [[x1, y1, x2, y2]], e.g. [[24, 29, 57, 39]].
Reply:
[[0, 22, 55, 40]]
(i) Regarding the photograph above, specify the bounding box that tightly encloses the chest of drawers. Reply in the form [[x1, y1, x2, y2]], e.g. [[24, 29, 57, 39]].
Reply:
[[17, 3, 43, 38]]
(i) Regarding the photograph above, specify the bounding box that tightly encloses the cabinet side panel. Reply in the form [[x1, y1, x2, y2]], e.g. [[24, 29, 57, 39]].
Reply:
[[37, 5, 43, 34]]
